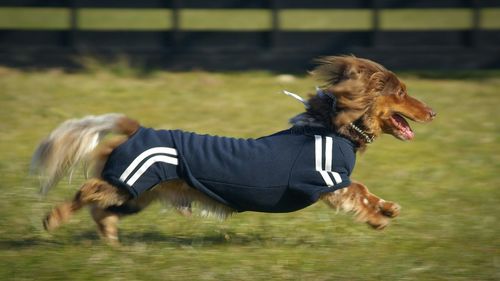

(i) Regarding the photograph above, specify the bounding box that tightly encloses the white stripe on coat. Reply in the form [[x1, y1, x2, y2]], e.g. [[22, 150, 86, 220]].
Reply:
[[314, 135, 342, 186], [119, 147, 178, 182], [325, 136, 343, 185], [125, 155, 178, 186], [325, 136, 333, 171], [330, 171, 342, 184], [315, 135, 334, 187]]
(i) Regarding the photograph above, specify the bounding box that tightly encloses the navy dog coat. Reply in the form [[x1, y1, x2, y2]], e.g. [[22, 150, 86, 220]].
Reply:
[[101, 126, 356, 213]]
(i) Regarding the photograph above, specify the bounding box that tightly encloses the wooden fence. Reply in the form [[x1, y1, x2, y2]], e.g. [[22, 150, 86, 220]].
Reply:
[[0, 0, 499, 71]]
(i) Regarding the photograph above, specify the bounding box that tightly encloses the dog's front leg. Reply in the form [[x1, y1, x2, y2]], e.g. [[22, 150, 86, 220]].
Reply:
[[321, 181, 401, 229], [43, 178, 130, 233], [90, 205, 121, 245]]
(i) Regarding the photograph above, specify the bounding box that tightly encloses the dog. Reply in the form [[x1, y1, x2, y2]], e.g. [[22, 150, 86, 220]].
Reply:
[[31, 56, 435, 244]]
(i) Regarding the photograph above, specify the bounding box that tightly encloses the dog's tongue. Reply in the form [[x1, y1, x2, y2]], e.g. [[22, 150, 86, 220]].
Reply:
[[392, 114, 414, 140]]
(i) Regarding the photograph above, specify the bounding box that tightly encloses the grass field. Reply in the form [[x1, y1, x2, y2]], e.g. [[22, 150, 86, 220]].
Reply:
[[0, 64, 499, 280], [0, 8, 499, 30]]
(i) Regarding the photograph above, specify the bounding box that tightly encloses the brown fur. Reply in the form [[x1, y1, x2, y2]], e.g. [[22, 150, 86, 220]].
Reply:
[[309, 55, 435, 149], [321, 181, 400, 229], [35, 56, 434, 244]]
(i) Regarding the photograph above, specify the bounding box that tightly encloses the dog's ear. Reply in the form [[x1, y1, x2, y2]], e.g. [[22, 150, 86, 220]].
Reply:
[[311, 56, 388, 87], [369, 72, 387, 92], [311, 56, 353, 86], [326, 78, 372, 128], [369, 71, 401, 95]]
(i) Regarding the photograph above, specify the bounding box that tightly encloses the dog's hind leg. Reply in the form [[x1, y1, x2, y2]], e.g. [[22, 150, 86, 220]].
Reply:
[[90, 205, 121, 245], [89, 190, 157, 244], [321, 181, 401, 229], [43, 178, 130, 232], [43, 194, 84, 232]]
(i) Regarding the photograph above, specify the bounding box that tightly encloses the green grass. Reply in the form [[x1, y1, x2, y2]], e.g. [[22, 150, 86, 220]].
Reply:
[[279, 9, 372, 31], [180, 9, 271, 31], [0, 8, 69, 30], [0, 64, 499, 280], [78, 9, 172, 30], [481, 8, 500, 29], [0, 8, 500, 30], [379, 9, 472, 30]]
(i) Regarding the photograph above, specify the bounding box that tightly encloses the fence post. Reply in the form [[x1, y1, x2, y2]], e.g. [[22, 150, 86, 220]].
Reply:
[[171, 0, 181, 51], [269, 0, 280, 50], [69, 0, 78, 51], [371, 0, 380, 48], [470, 0, 481, 48]]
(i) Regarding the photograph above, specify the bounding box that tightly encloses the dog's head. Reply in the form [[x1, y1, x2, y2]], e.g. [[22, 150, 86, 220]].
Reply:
[[308, 56, 435, 147]]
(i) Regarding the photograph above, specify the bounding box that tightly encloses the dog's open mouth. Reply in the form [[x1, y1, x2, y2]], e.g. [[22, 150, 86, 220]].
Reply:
[[390, 113, 414, 140]]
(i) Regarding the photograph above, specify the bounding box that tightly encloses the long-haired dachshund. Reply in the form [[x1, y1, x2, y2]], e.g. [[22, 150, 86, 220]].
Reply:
[[31, 56, 435, 244]]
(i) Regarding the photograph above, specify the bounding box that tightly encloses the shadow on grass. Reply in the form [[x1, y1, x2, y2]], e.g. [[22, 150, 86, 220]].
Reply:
[[0, 229, 326, 248], [0, 237, 65, 249], [67, 229, 231, 245], [0, 230, 270, 248], [119, 230, 269, 246], [119, 230, 330, 247]]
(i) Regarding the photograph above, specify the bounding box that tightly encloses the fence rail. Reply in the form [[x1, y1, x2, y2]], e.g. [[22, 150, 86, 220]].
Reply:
[[0, 0, 499, 71]]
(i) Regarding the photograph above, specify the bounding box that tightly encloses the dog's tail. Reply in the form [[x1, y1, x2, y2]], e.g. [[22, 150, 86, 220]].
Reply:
[[31, 113, 140, 195]]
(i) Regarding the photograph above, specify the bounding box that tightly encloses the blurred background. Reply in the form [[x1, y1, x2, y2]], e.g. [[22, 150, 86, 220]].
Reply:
[[0, 1, 499, 280], [0, 0, 500, 70]]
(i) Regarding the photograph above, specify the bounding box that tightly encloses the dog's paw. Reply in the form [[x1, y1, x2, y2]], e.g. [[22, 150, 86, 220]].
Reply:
[[43, 213, 59, 232], [379, 201, 401, 218], [363, 200, 400, 230], [176, 206, 192, 217], [43, 203, 73, 232], [367, 219, 390, 230]]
